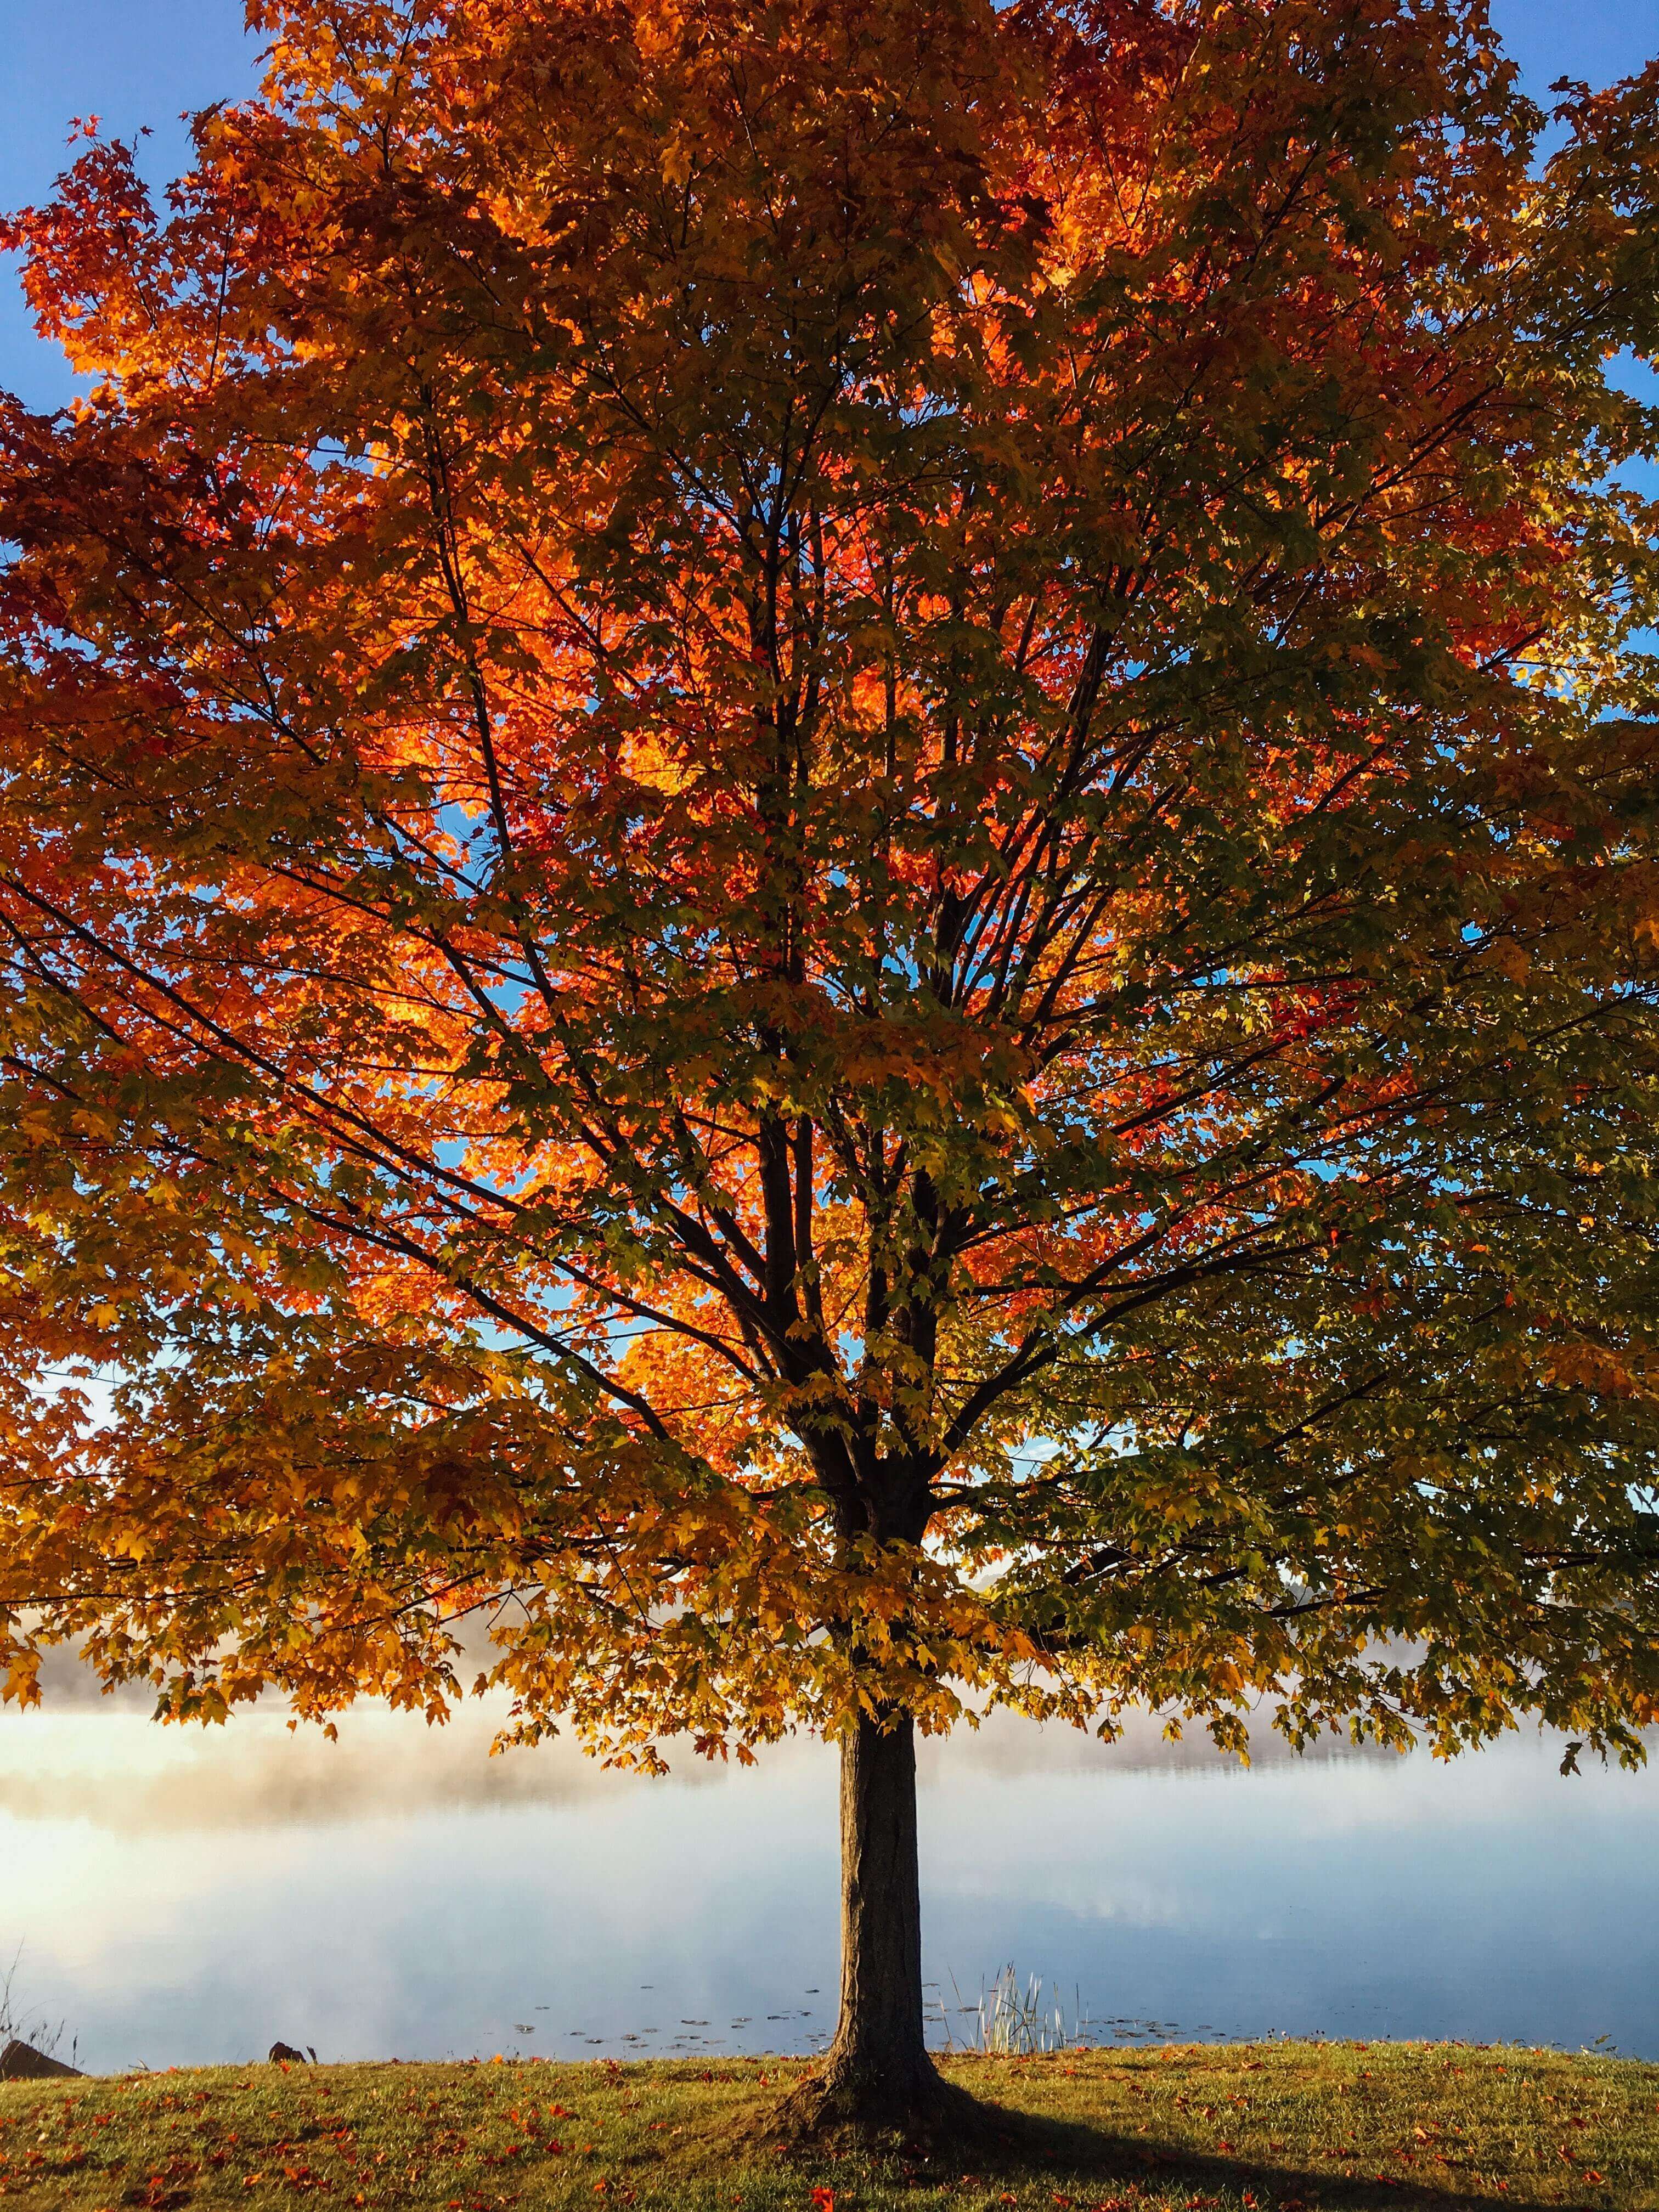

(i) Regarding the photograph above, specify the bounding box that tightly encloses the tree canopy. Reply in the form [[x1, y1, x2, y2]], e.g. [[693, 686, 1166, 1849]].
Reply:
[[2, 0, 1657, 1788]]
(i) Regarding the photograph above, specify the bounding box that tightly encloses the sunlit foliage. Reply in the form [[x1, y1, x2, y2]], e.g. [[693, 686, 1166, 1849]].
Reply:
[[1, 0, 1657, 1770]]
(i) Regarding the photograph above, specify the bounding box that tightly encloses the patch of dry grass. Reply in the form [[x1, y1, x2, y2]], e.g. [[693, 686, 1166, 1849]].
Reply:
[[1, 2039, 1654, 2212]]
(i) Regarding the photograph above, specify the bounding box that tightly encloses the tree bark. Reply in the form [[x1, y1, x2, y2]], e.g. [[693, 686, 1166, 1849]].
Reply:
[[810, 1706, 944, 2126], [764, 1705, 991, 2143]]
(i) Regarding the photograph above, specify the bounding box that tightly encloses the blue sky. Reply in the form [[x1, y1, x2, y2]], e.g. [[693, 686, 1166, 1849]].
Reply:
[[1, 0, 1655, 409]]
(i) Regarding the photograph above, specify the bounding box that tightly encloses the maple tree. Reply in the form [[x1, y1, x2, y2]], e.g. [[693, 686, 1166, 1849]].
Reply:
[[2, 0, 1659, 2134]]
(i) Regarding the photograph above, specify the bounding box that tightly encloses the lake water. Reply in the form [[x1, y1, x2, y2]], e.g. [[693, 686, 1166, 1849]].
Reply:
[[2, 1694, 1655, 2075]]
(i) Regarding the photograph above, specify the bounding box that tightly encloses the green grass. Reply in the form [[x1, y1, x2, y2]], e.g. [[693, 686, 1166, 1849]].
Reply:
[[2, 2041, 1656, 2212]]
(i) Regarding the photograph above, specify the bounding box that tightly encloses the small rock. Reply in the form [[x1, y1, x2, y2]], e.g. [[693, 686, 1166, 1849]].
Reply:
[[0, 2039, 81, 2080], [268, 2041, 310, 2065]]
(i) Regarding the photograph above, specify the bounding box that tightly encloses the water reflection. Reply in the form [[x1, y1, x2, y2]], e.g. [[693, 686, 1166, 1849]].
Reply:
[[1, 1700, 1654, 2072]]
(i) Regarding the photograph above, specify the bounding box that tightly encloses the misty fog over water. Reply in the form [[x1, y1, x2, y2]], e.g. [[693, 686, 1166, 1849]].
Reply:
[[2, 1701, 1655, 2074]]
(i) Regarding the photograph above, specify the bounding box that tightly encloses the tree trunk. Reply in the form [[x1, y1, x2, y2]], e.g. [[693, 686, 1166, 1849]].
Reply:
[[809, 1706, 945, 2128], [769, 1706, 988, 2143]]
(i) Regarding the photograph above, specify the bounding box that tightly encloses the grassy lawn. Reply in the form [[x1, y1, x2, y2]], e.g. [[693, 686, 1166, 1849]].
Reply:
[[2, 2041, 1655, 2212]]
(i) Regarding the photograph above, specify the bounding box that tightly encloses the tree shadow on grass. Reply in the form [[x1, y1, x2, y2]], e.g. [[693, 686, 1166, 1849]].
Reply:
[[810, 2102, 1600, 2212]]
